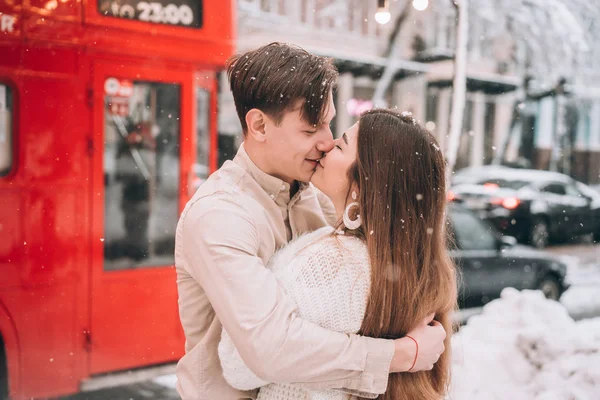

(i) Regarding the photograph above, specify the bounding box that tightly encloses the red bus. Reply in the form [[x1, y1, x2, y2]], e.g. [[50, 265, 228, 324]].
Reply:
[[0, 1, 234, 398]]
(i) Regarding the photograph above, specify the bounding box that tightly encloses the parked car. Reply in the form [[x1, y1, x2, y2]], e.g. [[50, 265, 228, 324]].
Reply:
[[449, 166, 600, 248], [447, 203, 571, 308]]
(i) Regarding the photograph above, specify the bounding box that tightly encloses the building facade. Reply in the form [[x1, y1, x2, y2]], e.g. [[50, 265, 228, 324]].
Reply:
[[217, 0, 600, 183]]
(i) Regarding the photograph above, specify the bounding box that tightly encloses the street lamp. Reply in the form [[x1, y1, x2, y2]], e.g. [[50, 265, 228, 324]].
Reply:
[[412, 0, 429, 11], [375, 0, 391, 24]]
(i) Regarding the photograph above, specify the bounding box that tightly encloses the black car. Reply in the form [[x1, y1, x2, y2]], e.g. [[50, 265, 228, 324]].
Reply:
[[450, 166, 600, 248], [447, 204, 571, 308]]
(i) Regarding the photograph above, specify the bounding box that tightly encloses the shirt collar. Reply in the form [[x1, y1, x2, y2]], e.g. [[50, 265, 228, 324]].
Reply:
[[233, 144, 309, 206]]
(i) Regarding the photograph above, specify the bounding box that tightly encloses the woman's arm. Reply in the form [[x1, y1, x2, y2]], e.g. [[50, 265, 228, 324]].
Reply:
[[218, 328, 270, 390]]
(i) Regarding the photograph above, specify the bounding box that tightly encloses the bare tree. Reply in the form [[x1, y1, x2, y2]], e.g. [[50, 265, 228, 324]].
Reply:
[[446, 0, 597, 177], [445, 0, 468, 184]]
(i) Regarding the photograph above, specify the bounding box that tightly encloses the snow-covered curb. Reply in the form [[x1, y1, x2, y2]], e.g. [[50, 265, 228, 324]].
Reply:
[[450, 288, 600, 399]]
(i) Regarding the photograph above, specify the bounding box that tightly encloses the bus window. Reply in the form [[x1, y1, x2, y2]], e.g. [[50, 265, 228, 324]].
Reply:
[[194, 87, 210, 183], [103, 80, 180, 270], [0, 84, 12, 176]]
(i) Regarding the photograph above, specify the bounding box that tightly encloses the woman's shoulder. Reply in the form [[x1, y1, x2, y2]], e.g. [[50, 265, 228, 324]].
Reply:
[[268, 227, 368, 273], [295, 226, 337, 248], [268, 226, 333, 270]]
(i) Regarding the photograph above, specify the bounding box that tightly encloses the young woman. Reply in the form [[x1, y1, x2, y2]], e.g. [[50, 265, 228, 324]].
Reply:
[[219, 109, 457, 400]]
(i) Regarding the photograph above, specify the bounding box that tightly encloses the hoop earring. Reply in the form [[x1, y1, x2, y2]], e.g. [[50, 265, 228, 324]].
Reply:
[[343, 191, 362, 230]]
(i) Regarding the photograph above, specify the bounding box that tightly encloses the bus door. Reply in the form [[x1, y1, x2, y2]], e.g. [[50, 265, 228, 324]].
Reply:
[[89, 59, 193, 374]]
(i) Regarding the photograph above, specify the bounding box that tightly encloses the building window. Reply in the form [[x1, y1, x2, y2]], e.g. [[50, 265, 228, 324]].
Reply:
[[426, 87, 438, 128], [432, 11, 456, 51], [456, 99, 474, 170], [444, 14, 456, 50], [0, 84, 13, 177], [350, 85, 376, 124], [463, 99, 474, 132], [484, 101, 496, 164], [103, 80, 181, 270]]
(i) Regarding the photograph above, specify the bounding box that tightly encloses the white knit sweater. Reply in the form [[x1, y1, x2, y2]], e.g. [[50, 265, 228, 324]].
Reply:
[[218, 226, 371, 400]]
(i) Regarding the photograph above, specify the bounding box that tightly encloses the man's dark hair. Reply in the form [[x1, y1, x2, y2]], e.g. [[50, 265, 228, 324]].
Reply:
[[226, 42, 338, 134]]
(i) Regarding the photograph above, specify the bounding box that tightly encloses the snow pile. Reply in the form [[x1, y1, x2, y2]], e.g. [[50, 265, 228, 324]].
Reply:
[[153, 373, 177, 389], [451, 288, 600, 400], [562, 285, 600, 321], [560, 261, 600, 320]]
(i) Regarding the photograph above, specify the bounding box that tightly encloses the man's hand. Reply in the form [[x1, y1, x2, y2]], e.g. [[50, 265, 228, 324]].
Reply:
[[389, 313, 446, 373]]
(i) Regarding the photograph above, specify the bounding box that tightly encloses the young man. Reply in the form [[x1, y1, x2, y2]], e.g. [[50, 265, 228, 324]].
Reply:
[[175, 42, 447, 400]]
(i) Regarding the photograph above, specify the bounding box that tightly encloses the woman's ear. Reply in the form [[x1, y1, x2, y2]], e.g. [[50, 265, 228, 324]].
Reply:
[[352, 182, 360, 197], [347, 183, 360, 203], [245, 109, 267, 143]]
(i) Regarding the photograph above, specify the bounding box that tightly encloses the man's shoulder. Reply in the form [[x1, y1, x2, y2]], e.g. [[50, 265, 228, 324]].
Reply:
[[183, 161, 263, 220], [194, 160, 244, 198]]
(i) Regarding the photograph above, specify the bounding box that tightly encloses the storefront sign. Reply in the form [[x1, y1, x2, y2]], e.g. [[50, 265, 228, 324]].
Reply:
[[105, 78, 133, 116], [346, 98, 373, 117], [104, 78, 133, 98], [0, 13, 17, 34], [98, 0, 202, 28]]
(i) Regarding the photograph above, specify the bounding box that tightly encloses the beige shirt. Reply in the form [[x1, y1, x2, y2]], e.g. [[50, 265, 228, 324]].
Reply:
[[175, 145, 394, 400]]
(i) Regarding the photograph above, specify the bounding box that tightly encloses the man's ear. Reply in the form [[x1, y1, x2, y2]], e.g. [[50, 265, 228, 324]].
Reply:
[[245, 109, 267, 143]]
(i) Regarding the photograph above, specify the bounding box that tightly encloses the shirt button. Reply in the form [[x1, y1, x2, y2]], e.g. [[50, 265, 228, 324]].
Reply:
[[281, 184, 286, 191], [270, 194, 276, 200]]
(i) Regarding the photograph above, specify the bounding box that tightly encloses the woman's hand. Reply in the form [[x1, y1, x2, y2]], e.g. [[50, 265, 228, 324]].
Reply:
[[390, 314, 446, 372]]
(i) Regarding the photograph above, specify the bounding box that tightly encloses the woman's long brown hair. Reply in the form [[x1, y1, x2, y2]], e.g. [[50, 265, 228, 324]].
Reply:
[[339, 109, 457, 400]]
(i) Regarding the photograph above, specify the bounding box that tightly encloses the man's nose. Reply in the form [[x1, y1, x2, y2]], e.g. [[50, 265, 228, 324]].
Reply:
[[316, 132, 334, 153]]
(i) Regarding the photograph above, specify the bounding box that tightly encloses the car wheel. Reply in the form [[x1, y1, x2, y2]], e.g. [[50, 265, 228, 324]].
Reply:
[[529, 218, 549, 248], [537, 275, 562, 301]]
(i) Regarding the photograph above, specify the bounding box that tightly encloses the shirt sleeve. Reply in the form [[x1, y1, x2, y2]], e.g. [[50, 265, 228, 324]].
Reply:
[[181, 194, 394, 394]]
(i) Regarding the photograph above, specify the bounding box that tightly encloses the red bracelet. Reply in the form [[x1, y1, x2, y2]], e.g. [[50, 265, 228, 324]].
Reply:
[[405, 335, 418, 372]]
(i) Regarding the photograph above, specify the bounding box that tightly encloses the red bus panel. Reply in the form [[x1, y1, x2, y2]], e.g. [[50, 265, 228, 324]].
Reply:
[[0, 0, 234, 398]]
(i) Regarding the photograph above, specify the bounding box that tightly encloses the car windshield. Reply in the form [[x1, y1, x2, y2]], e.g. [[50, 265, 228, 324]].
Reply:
[[448, 207, 498, 251], [475, 178, 529, 189]]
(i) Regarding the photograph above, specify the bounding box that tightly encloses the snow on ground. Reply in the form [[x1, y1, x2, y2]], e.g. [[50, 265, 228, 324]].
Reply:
[[450, 288, 600, 400], [152, 374, 177, 389], [562, 285, 600, 321]]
